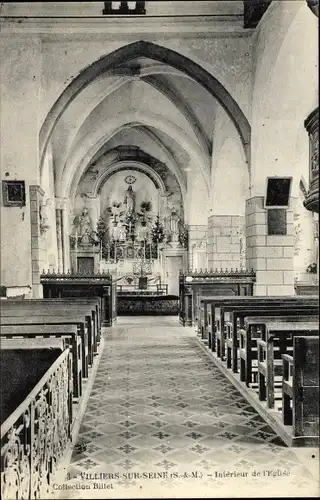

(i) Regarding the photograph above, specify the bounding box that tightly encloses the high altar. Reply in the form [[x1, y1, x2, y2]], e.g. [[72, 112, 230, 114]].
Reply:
[[69, 168, 188, 295]]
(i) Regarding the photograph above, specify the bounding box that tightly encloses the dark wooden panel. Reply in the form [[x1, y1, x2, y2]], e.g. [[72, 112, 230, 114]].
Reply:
[[267, 208, 287, 235]]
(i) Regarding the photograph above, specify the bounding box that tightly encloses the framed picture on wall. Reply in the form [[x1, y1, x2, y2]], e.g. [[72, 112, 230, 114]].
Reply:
[[264, 176, 292, 208], [2, 180, 26, 207]]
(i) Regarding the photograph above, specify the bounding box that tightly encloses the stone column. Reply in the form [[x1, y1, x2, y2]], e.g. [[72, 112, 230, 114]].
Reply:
[[29, 185, 45, 298], [55, 208, 63, 272], [55, 197, 70, 272], [246, 196, 295, 295]]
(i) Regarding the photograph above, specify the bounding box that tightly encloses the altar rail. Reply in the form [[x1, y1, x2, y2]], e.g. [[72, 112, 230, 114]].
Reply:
[[41, 270, 116, 326], [179, 268, 256, 326], [1, 348, 73, 500], [117, 284, 168, 295]]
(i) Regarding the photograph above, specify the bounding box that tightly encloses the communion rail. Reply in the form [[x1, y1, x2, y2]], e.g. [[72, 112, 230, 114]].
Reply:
[[1, 349, 73, 500], [117, 283, 168, 295]]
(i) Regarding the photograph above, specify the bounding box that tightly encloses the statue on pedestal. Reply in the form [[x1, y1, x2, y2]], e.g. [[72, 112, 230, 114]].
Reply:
[[72, 207, 93, 244], [39, 198, 53, 235], [124, 185, 136, 216], [169, 209, 180, 242]]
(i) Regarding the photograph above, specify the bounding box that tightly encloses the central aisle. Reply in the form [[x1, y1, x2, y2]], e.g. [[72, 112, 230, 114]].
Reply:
[[61, 317, 318, 498]]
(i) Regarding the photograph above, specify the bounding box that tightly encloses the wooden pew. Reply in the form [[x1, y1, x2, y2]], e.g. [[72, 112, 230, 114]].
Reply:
[[1, 337, 66, 350], [199, 295, 319, 342], [0, 324, 83, 399], [222, 304, 319, 371], [200, 296, 319, 354], [239, 315, 318, 388], [1, 302, 96, 365], [256, 321, 319, 408], [282, 336, 319, 446], [1, 346, 73, 499], [1, 297, 101, 348], [217, 305, 318, 361], [1, 315, 89, 379]]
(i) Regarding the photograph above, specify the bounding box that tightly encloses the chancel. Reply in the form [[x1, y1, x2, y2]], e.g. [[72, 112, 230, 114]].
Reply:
[[0, 1, 319, 499]]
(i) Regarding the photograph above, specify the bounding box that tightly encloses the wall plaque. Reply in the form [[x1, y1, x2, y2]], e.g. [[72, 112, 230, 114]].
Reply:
[[267, 208, 287, 235], [2, 180, 26, 207]]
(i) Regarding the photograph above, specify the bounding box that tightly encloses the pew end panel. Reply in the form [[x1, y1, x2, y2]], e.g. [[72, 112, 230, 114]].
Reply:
[[293, 336, 319, 446], [1, 348, 73, 500]]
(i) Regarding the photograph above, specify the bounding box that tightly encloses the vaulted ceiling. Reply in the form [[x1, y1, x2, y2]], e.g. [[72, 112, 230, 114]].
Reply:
[[43, 41, 250, 200]]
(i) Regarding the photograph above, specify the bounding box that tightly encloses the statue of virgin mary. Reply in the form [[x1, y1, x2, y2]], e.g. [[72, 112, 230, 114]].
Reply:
[[124, 185, 136, 215]]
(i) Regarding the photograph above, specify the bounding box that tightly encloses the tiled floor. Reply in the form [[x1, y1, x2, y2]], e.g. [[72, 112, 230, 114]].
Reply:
[[59, 316, 319, 498]]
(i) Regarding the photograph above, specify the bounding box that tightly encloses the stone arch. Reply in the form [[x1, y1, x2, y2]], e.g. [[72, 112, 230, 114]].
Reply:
[[40, 40, 251, 168], [60, 111, 200, 200], [90, 161, 170, 198]]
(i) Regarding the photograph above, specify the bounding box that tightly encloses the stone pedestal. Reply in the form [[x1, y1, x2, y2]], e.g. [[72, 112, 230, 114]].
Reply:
[[162, 246, 187, 296], [70, 243, 101, 273]]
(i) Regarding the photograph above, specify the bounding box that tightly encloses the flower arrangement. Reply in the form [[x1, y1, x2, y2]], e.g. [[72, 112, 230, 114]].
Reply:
[[140, 201, 152, 212], [97, 216, 107, 242], [179, 223, 189, 248], [151, 215, 165, 244], [306, 262, 318, 274]]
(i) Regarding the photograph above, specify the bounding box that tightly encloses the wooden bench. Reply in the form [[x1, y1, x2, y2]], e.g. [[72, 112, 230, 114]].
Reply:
[[1, 302, 96, 366], [1, 346, 73, 499], [1, 314, 89, 379], [256, 321, 319, 408], [217, 304, 318, 361], [222, 304, 319, 371], [199, 295, 319, 342], [1, 297, 101, 351], [0, 324, 83, 399], [282, 336, 319, 446], [199, 296, 319, 354], [1, 337, 66, 350], [239, 316, 318, 388]]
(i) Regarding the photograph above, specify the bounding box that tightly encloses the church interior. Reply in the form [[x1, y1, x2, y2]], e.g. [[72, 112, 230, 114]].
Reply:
[[0, 1, 319, 498]]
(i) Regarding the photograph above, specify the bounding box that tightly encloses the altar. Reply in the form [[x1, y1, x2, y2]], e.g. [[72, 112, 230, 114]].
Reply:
[[68, 170, 188, 296]]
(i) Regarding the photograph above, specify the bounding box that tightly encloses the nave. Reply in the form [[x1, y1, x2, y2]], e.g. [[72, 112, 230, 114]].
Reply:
[[59, 317, 318, 499]]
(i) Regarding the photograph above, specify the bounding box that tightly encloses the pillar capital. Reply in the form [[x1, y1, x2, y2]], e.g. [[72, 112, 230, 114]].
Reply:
[[55, 196, 68, 210]]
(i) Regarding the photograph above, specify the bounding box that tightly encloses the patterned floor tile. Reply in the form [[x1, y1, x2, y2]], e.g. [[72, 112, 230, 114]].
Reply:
[[62, 317, 319, 499]]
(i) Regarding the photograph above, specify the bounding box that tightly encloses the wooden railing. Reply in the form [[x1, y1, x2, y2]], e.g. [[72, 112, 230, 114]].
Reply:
[[40, 270, 116, 326], [1, 349, 73, 500], [179, 268, 256, 326], [117, 284, 168, 295], [41, 269, 113, 280]]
